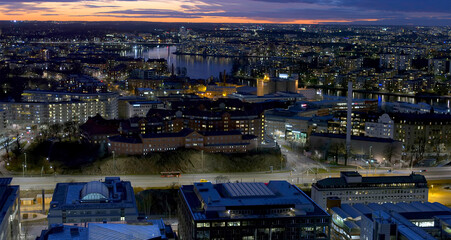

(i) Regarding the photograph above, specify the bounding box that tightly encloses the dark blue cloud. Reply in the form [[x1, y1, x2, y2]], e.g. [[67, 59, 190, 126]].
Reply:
[[0, 0, 449, 25], [252, 0, 451, 13], [98, 7, 380, 21], [0, 2, 54, 12], [99, 9, 204, 18]]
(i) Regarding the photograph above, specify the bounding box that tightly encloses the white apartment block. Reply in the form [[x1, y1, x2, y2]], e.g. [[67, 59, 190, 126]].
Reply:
[[0, 101, 108, 127], [22, 90, 118, 119], [365, 113, 394, 139], [311, 171, 429, 210]]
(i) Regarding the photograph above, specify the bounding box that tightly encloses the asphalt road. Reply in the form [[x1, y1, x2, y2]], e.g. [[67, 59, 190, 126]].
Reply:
[[10, 167, 451, 190]]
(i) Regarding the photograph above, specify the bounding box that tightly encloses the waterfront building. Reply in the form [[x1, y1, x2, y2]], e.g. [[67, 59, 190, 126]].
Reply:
[[256, 74, 298, 96]]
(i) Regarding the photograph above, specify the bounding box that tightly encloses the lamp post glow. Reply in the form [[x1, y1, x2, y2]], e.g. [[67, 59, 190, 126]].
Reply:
[[23, 152, 27, 177], [112, 151, 116, 174]]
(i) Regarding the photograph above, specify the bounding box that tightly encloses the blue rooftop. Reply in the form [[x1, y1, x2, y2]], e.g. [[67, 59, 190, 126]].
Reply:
[[0, 178, 19, 228], [180, 181, 328, 221], [50, 177, 137, 210], [39, 220, 174, 240], [331, 202, 451, 240]]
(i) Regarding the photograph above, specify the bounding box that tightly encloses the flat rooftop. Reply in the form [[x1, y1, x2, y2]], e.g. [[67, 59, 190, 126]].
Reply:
[[50, 177, 137, 211], [40, 220, 172, 240], [180, 181, 328, 221], [0, 178, 19, 223], [314, 172, 427, 189], [331, 202, 451, 240]]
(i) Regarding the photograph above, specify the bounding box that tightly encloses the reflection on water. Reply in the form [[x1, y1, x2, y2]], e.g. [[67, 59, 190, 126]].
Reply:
[[324, 89, 450, 108], [121, 45, 233, 80]]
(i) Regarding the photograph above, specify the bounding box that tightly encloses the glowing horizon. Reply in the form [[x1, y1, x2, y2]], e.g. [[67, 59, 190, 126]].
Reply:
[[0, 0, 449, 25]]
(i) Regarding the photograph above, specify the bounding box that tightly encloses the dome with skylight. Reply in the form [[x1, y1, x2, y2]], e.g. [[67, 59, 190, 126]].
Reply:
[[80, 181, 109, 201]]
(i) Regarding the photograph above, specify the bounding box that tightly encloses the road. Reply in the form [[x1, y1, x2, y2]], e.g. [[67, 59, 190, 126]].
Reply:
[[276, 138, 327, 173], [10, 167, 451, 190]]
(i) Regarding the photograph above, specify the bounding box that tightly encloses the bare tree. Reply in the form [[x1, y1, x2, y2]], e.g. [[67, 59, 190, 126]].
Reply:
[[14, 133, 21, 153], [414, 135, 427, 164], [430, 136, 444, 161], [1, 136, 12, 161], [330, 142, 346, 164], [63, 121, 78, 141], [384, 142, 397, 167]]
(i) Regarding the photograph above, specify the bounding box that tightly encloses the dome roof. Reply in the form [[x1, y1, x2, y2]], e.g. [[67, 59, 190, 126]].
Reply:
[[80, 181, 109, 201]]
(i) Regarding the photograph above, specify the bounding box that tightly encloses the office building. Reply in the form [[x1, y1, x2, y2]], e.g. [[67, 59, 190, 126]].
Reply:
[[330, 201, 451, 240], [48, 177, 138, 226], [311, 172, 428, 210], [178, 181, 330, 240], [264, 108, 310, 142], [126, 100, 165, 118], [0, 178, 20, 240], [327, 111, 385, 137]]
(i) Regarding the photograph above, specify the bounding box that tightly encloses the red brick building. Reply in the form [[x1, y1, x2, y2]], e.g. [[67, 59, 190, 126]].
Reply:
[[108, 129, 257, 155]]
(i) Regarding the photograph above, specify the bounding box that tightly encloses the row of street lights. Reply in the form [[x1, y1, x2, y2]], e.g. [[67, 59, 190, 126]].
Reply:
[[21, 154, 54, 177]]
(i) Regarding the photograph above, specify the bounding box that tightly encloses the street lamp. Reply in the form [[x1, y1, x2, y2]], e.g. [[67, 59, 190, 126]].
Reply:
[[23, 152, 27, 177], [112, 151, 116, 174]]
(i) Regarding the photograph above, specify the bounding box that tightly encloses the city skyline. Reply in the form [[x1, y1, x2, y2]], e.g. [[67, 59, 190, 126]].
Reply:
[[0, 11, 450, 238], [0, 0, 449, 25]]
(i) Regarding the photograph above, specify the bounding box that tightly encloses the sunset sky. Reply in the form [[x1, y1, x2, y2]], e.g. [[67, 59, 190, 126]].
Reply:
[[0, 0, 450, 25]]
